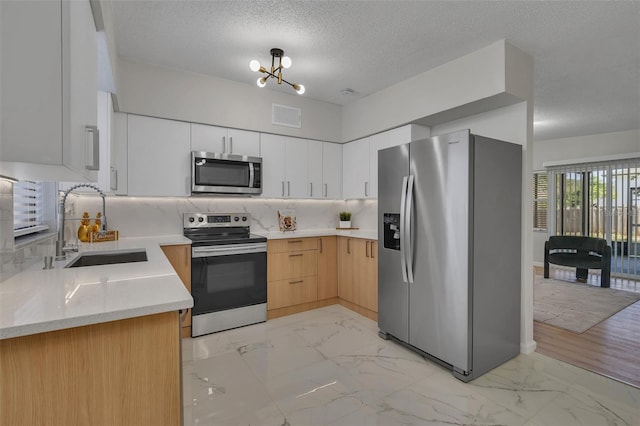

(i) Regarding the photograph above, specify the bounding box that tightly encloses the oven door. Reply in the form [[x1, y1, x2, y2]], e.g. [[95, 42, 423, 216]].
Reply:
[[191, 243, 267, 316]]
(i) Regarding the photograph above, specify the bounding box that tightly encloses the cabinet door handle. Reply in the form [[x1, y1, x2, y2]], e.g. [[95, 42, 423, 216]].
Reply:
[[110, 167, 118, 191], [289, 280, 304, 285], [281, 181, 285, 197], [184, 246, 189, 267], [288, 240, 303, 244], [179, 308, 189, 324], [364, 181, 369, 197], [85, 125, 100, 171], [347, 239, 351, 254], [289, 253, 303, 257], [287, 181, 291, 196], [309, 182, 313, 197], [371, 241, 375, 259], [319, 238, 323, 253], [222, 136, 226, 153], [229, 136, 233, 153], [366, 241, 370, 258], [324, 183, 328, 198]]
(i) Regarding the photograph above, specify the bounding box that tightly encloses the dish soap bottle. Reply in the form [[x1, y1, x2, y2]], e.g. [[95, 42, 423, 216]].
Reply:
[[91, 212, 103, 234], [77, 212, 91, 242]]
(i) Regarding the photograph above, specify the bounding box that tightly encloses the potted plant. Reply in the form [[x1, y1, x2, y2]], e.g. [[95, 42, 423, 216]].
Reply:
[[339, 211, 352, 229]]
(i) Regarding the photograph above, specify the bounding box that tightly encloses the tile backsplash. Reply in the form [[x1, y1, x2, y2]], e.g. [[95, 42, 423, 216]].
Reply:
[[70, 196, 379, 238]]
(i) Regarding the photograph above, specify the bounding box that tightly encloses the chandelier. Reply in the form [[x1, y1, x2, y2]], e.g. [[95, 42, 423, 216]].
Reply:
[[249, 48, 305, 95]]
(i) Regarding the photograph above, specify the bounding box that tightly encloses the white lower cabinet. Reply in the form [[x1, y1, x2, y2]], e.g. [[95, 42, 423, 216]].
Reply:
[[127, 115, 191, 196]]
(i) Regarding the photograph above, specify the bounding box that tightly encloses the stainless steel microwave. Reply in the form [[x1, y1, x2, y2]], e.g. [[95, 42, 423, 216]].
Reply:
[[191, 151, 262, 195]]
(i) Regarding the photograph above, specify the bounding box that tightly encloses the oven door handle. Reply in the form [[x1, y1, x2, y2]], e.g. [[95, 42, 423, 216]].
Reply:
[[192, 242, 267, 258]]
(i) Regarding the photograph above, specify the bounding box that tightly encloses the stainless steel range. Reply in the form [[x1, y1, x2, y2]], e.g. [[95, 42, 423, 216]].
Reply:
[[184, 212, 267, 337]]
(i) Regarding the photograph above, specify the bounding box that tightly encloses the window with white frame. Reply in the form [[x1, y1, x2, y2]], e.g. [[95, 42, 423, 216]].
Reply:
[[13, 181, 49, 237], [533, 172, 548, 230]]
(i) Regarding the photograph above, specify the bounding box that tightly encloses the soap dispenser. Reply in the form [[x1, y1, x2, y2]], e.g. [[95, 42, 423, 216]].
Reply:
[[77, 212, 91, 242], [91, 212, 103, 234]]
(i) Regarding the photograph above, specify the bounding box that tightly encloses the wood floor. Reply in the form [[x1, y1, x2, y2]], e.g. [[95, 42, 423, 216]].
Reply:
[[534, 269, 640, 388]]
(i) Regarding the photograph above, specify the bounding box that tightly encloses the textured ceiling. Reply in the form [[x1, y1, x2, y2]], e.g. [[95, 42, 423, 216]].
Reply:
[[111, 1, 640, 141]]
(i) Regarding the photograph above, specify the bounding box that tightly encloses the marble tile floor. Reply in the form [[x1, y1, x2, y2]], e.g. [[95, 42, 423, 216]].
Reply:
[[182, 304, 640, 425]]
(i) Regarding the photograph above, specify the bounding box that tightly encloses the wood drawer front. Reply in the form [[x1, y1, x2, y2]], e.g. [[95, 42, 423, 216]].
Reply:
[[268, 237, 318, 253], [268, 276, 318, 310], [268, 251, 318, 281]]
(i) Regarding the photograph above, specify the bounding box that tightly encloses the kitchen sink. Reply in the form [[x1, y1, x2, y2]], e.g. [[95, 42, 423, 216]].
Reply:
[[65, 249, 148, 268]]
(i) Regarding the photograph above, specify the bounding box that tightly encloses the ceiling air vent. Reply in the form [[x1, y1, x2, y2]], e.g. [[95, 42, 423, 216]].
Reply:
[[272, 104, 301, 128]]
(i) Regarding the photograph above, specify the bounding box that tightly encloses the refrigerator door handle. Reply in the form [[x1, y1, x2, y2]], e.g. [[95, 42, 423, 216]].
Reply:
[[400, 176, 409, 283], [406, 174, 415, 284]]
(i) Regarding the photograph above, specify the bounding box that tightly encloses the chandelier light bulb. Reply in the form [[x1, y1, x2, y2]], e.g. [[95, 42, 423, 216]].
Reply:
[[249, 60, 261, 72], [257, 77, 267, 88], [295, 84, 305, 95], [281, 56, 292, 69]]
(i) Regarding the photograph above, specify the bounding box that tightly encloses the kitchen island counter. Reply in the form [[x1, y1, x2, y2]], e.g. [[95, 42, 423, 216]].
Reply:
[[0, 235, 193, 340]]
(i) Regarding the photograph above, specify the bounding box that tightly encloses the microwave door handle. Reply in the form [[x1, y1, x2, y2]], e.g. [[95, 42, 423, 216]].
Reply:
[[249, 162, 255, 188]]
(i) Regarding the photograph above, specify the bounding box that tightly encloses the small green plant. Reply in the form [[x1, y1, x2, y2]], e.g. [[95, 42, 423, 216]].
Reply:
[[339, 211, 351, 221]]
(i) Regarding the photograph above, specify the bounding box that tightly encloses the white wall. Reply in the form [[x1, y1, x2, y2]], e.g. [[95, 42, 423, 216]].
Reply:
[[117, 60, 343, 143], [532, 129, 640, 264], [533, 129, 640, 171], [342, 40, 531, 142]]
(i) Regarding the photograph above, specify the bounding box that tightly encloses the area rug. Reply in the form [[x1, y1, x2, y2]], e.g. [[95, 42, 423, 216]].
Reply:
[[534, 276, 640, 333]]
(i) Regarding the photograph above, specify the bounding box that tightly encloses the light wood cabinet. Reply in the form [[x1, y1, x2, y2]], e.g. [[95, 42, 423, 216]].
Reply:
[[0, 312, 182, 426], [337, 237, 378, 314], [267, 250, 317, 282], [317, 236, 338, 300], [0, 0, 98, 182], [161, 244, 192, 337]]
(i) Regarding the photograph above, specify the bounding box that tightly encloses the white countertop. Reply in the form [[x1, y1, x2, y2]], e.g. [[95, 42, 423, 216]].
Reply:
[[0, 236, 193, 340], [257, 228, 378, 240]]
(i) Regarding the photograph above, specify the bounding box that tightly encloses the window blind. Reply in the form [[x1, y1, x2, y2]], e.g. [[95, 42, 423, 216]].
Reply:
[[533, 172, 548, 230], [13, 181, 49, 237]]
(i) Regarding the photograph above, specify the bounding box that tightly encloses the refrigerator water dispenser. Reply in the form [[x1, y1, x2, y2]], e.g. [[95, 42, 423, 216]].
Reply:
[[383, 213, 401, 250]]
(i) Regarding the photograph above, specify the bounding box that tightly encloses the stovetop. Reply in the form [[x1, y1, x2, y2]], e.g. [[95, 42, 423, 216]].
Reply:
[[183, 212, 266, 246]]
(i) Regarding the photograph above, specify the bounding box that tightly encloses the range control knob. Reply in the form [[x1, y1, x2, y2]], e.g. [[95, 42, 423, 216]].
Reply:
[[198, 217, 204, 222], [234, 216, 240, 222], [242, 216, 247, 222], [189, 217, 195, 223]]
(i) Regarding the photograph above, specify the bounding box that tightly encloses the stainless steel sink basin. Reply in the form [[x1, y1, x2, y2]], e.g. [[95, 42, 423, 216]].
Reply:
[[65, 249, 148, 268]]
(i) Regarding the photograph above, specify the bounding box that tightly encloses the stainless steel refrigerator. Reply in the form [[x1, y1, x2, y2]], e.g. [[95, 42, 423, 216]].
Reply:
[[378, 129, 522, 382]]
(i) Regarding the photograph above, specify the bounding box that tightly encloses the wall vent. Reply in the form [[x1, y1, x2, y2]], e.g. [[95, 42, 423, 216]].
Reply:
[[272, 104, 301, 128]]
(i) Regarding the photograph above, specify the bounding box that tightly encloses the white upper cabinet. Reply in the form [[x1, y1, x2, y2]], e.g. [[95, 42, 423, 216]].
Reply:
[[190, 124, 260, 157], [128, 115, 191, 196], [110, 112, 128, 195], [307, 140, 323, 199], [322, 143, 342, 199], [260, 134, 316, 198], [342, 124, 429, 199], [285, 137, 309, 198], [342, 137, 370, 199], [0, 0, 98, 182], [259, 134, 286, 197]]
